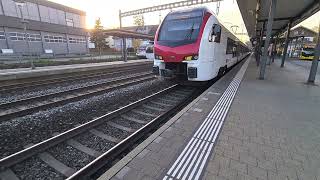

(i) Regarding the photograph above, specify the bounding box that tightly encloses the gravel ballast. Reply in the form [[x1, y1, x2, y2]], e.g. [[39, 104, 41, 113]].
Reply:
[[12, 157, 64, 180], [73, 132, 116, 152]]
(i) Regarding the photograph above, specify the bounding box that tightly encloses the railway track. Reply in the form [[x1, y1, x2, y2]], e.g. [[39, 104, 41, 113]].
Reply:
[[0, 72, 155, 122], [0, 85, 202, 180], [0, 64, 151, 93]]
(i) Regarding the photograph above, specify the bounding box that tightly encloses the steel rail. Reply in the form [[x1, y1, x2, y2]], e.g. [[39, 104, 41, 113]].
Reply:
[[0, 73, 155, 121], [0, 64, 151, 93]]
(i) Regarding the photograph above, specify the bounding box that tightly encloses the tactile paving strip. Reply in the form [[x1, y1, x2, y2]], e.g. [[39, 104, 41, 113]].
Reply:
[[163, 58, 250, 180]]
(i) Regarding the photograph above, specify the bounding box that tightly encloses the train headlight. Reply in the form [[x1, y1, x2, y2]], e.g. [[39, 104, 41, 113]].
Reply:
[[184, 56, 193, 61], [184, 54, 199, 61], [155, 55, 163, 60]]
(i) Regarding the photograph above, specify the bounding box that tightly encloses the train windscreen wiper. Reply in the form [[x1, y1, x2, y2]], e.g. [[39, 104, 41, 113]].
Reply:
[[184, 22, 195, 40]]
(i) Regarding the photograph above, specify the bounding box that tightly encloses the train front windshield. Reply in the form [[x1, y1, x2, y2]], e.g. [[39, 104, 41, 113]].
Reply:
[[158, 11, 203, 45]]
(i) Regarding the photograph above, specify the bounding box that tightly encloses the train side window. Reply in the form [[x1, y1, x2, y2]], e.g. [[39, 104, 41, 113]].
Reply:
[[226, 38, 235, 54], [209, 24, 221, 43]]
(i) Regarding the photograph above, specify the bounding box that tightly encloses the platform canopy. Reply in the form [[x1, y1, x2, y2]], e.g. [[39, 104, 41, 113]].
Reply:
[[103, 29, 154, 40], [237, 0, 319, 38]]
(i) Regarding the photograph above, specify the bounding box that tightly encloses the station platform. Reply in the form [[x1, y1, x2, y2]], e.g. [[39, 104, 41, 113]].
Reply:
[[98, 55, 320, 180], [0, 59, 151, 81]]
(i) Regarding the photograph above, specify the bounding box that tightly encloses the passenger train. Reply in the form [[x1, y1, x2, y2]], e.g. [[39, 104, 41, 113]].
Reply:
[[153, 7, 249, 81]]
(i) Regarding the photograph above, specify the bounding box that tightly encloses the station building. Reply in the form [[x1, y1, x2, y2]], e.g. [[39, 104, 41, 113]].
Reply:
[[286, 26, 317, 57], [0, 0, 88, 56]]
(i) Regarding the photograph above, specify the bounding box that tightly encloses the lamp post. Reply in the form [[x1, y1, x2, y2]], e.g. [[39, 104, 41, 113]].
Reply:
[[14, 0, 34, 69]]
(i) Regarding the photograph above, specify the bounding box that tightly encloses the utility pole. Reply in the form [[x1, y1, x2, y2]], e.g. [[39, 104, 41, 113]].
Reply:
[[15, 0, 35, 69], [119, 10, 122, 28], [216, 1, 220, 15], [119, 10, 127, 62]]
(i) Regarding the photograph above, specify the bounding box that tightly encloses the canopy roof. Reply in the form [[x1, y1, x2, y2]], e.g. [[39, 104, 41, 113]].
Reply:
[[103, 29, 154, 40], [237, 0, 319, 38]]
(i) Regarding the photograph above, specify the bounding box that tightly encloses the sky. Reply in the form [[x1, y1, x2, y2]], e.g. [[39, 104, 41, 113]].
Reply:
[[49, 0, 319, 43], [294, 12, 320, 31]]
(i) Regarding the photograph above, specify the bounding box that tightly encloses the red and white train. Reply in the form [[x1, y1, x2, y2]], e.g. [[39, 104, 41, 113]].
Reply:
[[153, 7, 249, 81]]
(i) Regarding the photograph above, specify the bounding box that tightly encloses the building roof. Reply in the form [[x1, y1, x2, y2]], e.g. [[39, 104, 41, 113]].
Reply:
[[281, 26, 318, 38], [103, 29, 154, 40], [291, 26, 317, 34], [88, 25, 158, 40], [121, 25, 159, 36], [25, 0, 86, 15]]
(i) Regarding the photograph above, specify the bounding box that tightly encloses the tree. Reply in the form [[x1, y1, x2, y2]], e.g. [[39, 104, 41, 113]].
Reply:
[[132, 39, 142, 49], [133, 15, 144, 26], [90, 18, 108, 54]]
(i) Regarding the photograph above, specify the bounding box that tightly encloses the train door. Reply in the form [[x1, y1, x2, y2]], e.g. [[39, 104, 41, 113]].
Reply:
[[212, 24, 225, 74]]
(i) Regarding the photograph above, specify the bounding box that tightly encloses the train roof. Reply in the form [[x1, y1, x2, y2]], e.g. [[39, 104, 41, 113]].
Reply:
[[165, 7, 249, 49], [168, 6, 212, 16]]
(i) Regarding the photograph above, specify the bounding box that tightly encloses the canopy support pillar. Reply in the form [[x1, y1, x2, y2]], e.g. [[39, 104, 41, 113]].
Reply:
[[307, 24, 320, 83], [259, 0, 277, 80], [281, 21, 292, 67]]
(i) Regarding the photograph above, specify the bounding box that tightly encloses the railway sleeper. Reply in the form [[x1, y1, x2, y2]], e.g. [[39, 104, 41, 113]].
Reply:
[[121, 115, 147, 124], [89, 129, 121, 143], [38, 152, 76, 177], [131, 109, 158, 118], [150, 101, 173, 107], [142, 104, 165, 112], [107, 121, 135, 133]]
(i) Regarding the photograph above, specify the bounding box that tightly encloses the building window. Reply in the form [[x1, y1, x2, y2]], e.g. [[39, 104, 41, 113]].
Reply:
[[44, 35, 67, 43], [28, 34, 41, 41], [66, 18, 74, 27], [69, 37, 76, 43], [69, 37, 86, 44], [9, 32, 41, 42], [0, 32, 5, 40], [9, 33, 24, 41]]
